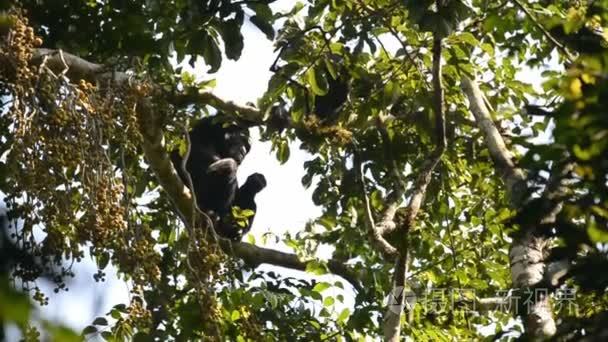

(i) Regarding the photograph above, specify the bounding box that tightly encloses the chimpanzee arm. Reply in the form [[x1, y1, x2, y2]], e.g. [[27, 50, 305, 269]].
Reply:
[[216, 173, 266, 240], [170, 142, 219, 185], [201, 158, 239, 215]]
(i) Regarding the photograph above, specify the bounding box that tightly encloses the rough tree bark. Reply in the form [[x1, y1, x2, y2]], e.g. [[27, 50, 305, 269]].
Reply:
[[461, 77, 557, 338]]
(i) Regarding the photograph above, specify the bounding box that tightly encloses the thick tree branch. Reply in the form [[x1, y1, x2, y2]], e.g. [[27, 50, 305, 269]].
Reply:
[[383, 252, 409, 340], [373, 190, 403, 238], [31, 48, 265, 123], [226, 240, 364, 292], [171, 91, 261, 122], [32, 48, 131, 84], [137, 100, 195, 221], [460, 77, 527, 206]]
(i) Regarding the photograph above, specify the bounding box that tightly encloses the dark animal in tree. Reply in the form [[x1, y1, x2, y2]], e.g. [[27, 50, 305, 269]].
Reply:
[[312, 65, 349, 121], [549, 25, 607, 54], [267, 64, 349, 128], [171, 116, 266, 240], [268, 54, 350, 128], [268, 100, 291, 133]]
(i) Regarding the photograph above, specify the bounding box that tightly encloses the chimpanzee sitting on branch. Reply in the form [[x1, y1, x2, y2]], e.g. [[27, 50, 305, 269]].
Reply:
[[171, 116, 266, 240]]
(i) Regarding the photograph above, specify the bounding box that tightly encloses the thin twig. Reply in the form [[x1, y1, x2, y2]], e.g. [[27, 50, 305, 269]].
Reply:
[[511, 0, 575, 62], [355, 151, 399, 258]]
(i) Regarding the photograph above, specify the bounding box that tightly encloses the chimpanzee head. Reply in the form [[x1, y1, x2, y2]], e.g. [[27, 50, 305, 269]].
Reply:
[[222, 127, 251, 165]]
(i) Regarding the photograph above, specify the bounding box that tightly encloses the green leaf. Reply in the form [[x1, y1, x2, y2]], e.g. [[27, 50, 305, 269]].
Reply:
[[306, 260, 328, 275], [588, 219, 608, 243], [323, 296, 335, 307], [93, 317, 108, 326], [110, 309, 122, 320], [481, 43, 495, 57], [178, 140, 188, 158], [243, 209, 255, 217], [203, 40, 223, 73], [250, 15, 275, 40], [181, 71, 196, 86], [197, 78, 217, 90], [194, 31, 222, 73], [219, 19, 244, 60], [324, 58, 338, 80], [114, 304, 128, 312], [101, 331, 113, 340], [247, 3, 273, 21], [96, 252, 110, 270], [313, 282, 331, 293], [308, 289, 322, 300], [82, 326, 97, 335], [457, 32, 479, 46], [337, 308, 350, 324], [277, 140, 290, 164], [168, 228, 177, 244], [307, 66, 328, 96], [266, 293, 278, 308], [370, 190, 383, 210], [231, 310, 241, 321], [318, 216, 336, 230]]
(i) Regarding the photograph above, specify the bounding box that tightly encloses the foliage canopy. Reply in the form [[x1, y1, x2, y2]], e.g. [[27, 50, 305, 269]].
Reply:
[[1, 0, 607, 341]]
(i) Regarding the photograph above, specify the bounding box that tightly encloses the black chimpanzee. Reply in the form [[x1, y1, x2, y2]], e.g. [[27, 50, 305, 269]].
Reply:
[[171, 116, 266, 240], [268, 53, 350, 129], [312, 61, 349, 120]]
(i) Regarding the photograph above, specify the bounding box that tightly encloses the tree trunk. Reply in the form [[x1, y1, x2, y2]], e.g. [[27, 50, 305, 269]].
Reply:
[[461, 77, 556, 338]]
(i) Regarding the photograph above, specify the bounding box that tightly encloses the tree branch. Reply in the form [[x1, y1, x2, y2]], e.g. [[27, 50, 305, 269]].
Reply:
[[32, 48, 265, 123], [170, 91, 261, 122], [355, 151, 399, 259], [226, 240, 364, 292], [460, 77, 527, 206], [511, 0, 575, 62], [32, 48, 131, 85]]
